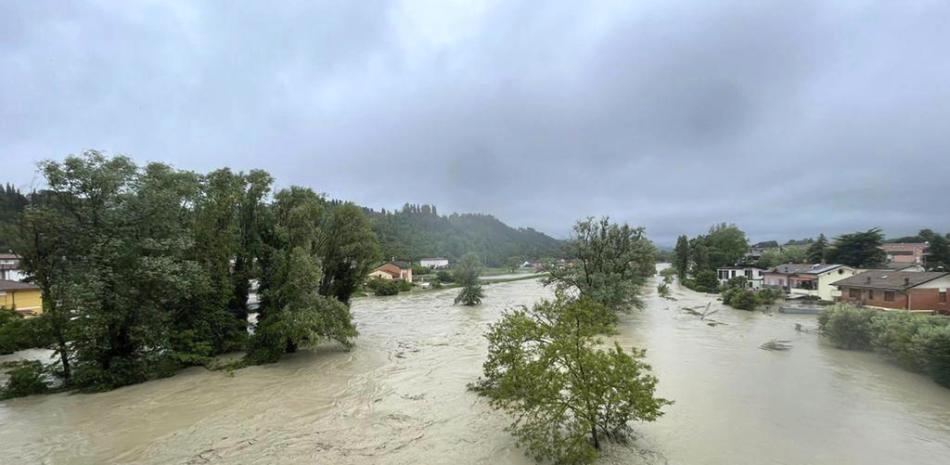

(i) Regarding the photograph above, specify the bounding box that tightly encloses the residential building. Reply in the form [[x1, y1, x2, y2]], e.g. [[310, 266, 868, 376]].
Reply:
[[369, 262, 413, 283], [880, 243, 928, 264], [716, 266, 765, 289], [833, 271, 950, 313], [763, 263, 858, 301], [0, 253, 26, 282], [872, 262, 926, 272], [419, 257, 450, 269], [0, 279, 42, 316]]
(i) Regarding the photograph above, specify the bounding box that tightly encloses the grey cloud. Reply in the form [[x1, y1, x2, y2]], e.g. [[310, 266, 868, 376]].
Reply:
[[2, 0, 949, 246]]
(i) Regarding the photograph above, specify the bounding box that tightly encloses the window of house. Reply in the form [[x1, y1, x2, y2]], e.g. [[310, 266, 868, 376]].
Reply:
[[731, 270, 736, 278], [884, 291, 895, 302], [849, 288, 861, 298], [940, 291, 948, 303], [868, 290, 874, 300]]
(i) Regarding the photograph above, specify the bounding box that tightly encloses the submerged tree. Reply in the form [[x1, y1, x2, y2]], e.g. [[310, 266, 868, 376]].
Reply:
[[673, 234, 690, 279], [454, 252, 484, 305], [317, 202, 380, 305], [546, 217, 656, 313], [249, 187, 359, 363], [473, 295, 670, 464]]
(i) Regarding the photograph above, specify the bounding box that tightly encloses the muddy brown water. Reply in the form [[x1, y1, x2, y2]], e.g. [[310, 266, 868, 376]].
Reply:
[[2, 272, 949, 464]]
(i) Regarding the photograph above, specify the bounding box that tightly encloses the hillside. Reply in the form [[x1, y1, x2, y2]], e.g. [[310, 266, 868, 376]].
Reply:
[[366, 204, 562, 266]]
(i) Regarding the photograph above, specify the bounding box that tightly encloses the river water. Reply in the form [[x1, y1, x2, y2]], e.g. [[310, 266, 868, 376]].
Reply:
[[2, 273, 949, 465]]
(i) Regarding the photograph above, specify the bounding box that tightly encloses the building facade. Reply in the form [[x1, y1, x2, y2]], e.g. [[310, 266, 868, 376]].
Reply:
[[419, 258, 450, 269], [716, 266, 765, 289], [833, 271, 950, 313], [0, 253, 26, 282], [763, 263, 858, 301], [0, 280, 43, 316], [880, 243, 928, 264], [369, 262, 413, 283]]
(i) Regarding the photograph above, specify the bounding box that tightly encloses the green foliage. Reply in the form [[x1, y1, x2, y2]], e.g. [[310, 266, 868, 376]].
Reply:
[[820, 305, 950, 388], [657, 283, 671, 298], [687, 270, 720, 293], [0, 183, 28, 251], [659, 267, 676, 285], [818, 305, 876, 350], [546, 217, 656, 312], [397, 279, 413, 292], [317, 202, 381, 305], [367, 277, 400, 296], [673, 235, 690, 279], [436, 270, 454, 283], [926, 234, 950, 271], [704, 223, 749, 270], [0, 309, 51, 354], [755, 245, 808, 268], [368, 204, 561, 267], [473, 295, 670, 464], [826, 228, 887, 268], [0, 361, 49, 399], [506, 256, 522, 273], [454, 253, 484, 306], [411, 264, 431, 276], [807, 234, 829, 263]]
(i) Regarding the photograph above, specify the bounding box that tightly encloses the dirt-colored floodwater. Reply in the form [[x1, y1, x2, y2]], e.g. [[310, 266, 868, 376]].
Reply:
[[2, 271, 950, 465]]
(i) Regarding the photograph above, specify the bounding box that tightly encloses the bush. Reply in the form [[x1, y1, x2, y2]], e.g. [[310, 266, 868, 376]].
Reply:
[[689, 271, 720, 293], [818, 305, 876, 350], [397, 280, 413, 292], [659, 267, 676, 285], [436, 270, 454, 283], [921, 325, 950, 387], [724, 288, 758, 310], [657, 283, 670, 298], [0, 309, 51, 355], [870, 311, 948, 371], [367, 277, 399, 296], [0, 361, 49, 399]]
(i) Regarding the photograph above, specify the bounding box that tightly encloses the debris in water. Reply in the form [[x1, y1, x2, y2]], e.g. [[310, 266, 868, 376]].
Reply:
[[760, 339, 793, 351]]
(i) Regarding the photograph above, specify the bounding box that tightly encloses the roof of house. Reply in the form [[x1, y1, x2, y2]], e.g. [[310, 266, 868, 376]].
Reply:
[[0, 280, 39, 291], [874, 262, 924, 271], [831, 271, 949, 291], [0, 253, 20, 260], [717, 265, 765, 270], [391, 261, 411, 269], [420, 257, 448, 261], [768, 263, 844, 275]]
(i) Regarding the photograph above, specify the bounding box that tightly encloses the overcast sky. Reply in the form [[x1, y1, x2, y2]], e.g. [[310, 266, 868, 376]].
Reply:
[[2, 1, 949, 245]]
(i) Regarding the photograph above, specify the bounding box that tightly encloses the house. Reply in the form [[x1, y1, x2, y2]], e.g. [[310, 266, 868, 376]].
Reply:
[[872, 262, 926, 272], [0, 253, 26, 282], [763, 263, 858, 301], [880, 243, 928, 264], [369, 262, 413, 283], [0, 279, 43, 316], [419, 257, 450, 269], [833, 271, 949, 313], [716, 266, 765, 289]]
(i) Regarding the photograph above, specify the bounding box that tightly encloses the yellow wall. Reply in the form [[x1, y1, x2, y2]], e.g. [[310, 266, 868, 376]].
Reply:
[[0, 289, 43, 316]]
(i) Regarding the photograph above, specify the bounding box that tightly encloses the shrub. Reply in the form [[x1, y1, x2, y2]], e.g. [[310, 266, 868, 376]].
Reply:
[[0, 361, 49, 399], [692, 271, 720, 293], [921, 325, 950, 387], [367, 277, 399, 296], [436, 270, 454, 283], [0, 309, 51, 355], [869, 312, 948, 371], [397, 280, 413, 292], [657, 283, 670, 298], [725, 288, 758, 310], [818, 305, 875, 350]]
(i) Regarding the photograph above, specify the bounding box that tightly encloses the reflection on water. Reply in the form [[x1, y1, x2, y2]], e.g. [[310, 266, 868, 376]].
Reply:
[[1, 273, 949, 464]]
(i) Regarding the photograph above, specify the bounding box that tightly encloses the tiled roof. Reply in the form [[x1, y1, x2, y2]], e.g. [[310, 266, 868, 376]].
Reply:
[[0, 280, 39, 291], [831, 271, 948, 291]]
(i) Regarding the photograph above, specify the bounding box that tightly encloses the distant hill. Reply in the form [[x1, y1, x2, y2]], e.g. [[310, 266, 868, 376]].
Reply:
[[365, 204, 562, 267]]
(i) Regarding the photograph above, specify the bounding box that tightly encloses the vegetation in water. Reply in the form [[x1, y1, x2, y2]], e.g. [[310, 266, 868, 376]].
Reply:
[[454, 253, 484, 306], [471, 294, 670, 464], [819, 305, 950, 387], [545, 217, 656, 313]]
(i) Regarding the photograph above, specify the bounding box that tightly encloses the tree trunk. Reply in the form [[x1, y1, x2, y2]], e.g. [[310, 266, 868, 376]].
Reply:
[[591, 425, 600, 449], [58, 338, 71, 384]]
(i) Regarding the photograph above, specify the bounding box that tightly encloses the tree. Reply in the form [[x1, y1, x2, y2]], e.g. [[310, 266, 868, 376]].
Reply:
[[926, 234, 950, 271], [506, 256, 522, 273], [473, 295, 670, 464], [705, 223, 749, 269], [826, 228, 887, 268], [689, 237, 710, 274], [673, 235, 690, 279], [807, 233, 828, 263], [250, 187, 359, 362], [454, 253, 484, 305], [317, 202, 380, 305], [546, 217, 656, 312]]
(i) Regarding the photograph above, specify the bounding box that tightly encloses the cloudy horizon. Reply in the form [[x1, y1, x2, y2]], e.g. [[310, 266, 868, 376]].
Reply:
[[3, 1, 949, 246]]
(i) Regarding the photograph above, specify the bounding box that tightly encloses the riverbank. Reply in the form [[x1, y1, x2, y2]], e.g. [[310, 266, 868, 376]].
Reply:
[[2, 276, 950, 464]]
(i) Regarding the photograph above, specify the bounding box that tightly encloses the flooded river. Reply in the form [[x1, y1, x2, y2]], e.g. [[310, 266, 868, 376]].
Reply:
[[2, 273, 950, 464]]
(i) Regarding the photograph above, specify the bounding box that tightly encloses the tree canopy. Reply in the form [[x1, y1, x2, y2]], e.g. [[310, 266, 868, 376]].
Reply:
[[826, 228, 887, 268]]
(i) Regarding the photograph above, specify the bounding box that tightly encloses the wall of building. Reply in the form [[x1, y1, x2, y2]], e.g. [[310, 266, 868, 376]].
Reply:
[[838, 286, 909, 310], [818, 267, 858, 301], [0, 289, 43, 315]]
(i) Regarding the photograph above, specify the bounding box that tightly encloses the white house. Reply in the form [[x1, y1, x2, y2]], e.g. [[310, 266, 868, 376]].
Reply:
[[0, 253, 26, 282], [716, 266, 765, 289], [419, 257, 449, 269], [763, 263, 859, 301]]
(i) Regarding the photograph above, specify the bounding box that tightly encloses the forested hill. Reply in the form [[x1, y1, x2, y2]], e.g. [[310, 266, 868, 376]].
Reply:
[[365, 204, 563, 266]]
